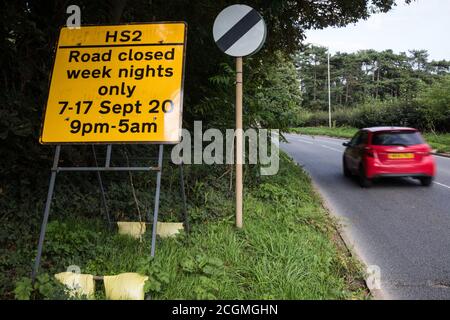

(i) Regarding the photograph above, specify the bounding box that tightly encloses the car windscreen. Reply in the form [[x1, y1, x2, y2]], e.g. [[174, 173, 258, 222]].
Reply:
[[371, 131, 424, 146]]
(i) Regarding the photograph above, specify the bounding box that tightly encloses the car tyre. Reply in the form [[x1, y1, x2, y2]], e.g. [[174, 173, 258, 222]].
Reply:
[[343, 157, 351, 178], [419, 176, 433, 187], [358, 164, 372, 188]]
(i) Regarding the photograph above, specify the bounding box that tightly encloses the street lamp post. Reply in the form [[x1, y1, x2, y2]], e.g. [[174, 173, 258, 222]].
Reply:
[[327, 49, 331, 128]]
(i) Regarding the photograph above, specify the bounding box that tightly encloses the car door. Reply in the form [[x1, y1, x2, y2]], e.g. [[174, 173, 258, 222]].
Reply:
[[346, 131, 367, 171], [352, 131, 368, 170]]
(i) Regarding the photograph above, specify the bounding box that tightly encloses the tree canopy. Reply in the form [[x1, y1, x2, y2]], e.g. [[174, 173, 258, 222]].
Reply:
[[295, 45, 450, 111]]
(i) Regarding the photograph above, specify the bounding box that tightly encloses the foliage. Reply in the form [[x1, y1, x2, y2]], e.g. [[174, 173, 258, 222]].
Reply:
[[416, 76, 450, 131], [11, 155, 367, 299], [294, 73, 450, 133], [294, 45, 450, 135], [180, 255, 224, 276], [192, 52, 302, 131], [137, 259, 170, 296], [13, 277, 33, 300], [295, 97, 437, 131], [295, 45, 449, 111], [14, 273, 68, 300], [180, 255, 224, 299]]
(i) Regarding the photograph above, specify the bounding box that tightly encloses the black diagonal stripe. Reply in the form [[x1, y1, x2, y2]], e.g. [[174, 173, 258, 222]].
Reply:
[[216, 9, 262, 53]]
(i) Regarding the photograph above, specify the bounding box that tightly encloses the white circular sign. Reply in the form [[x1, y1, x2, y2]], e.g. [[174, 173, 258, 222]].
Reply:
[[213, 4, 266, 57]]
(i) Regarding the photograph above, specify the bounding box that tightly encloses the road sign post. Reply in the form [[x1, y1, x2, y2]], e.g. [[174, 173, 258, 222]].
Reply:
[[235, 57, 243, 228], [213, 5, 266, 228]]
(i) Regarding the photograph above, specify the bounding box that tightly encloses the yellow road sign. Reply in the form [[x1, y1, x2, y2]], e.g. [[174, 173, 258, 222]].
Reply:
[[40, 22, 187, 144]]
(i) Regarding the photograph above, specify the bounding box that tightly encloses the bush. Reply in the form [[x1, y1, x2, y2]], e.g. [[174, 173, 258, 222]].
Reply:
[[295, 76, 450, 133], [416, 76, 450, 132], [295, 99, 427, 130]]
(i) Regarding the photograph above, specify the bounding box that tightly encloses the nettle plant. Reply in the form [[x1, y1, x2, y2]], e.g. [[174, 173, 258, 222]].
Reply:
[[14, 274, 69, 300], [136, 258, 170, 297], [180, 255, 224, 299]]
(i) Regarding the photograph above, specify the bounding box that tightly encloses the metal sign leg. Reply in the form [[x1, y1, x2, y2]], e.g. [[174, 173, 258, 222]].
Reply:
[[150, 145, 164, 257], [31, 145, 61, 282], [92, 145, 112, 227]]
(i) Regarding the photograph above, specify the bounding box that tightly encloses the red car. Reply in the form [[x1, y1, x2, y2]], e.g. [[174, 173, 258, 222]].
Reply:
[[343, 127, 436, 187]]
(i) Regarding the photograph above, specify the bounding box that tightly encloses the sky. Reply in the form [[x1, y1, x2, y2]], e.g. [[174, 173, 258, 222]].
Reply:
[[305, 0, 450, 61]]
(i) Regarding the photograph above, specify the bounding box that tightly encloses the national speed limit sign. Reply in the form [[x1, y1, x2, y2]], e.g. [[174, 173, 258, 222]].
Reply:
[[213, 4, 266, 57]]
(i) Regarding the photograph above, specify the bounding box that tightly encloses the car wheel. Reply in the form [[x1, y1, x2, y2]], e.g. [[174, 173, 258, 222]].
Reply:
[[419, 177, 433, 187], [343, 157, 351, 178], [358, 164, 372, 188]]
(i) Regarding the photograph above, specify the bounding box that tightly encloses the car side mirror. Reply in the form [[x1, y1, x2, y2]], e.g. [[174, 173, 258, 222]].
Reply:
[[343, 142, 349, 147]]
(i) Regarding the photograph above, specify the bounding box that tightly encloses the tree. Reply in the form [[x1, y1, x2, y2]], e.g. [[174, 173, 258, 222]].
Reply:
[[416, 75, 450, 131], [295, 45, 449, 111]]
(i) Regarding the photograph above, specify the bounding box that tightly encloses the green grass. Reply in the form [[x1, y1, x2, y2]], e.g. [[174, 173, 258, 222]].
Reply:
[[290, 126, 450, 154], [11, 153, 367, 300], [290, 127, 357, 140], [422, 133, 450, 154]]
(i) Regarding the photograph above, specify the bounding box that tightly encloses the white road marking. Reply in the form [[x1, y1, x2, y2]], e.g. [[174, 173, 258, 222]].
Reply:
[[313, 137, 346, 146], [291, 137, 313, 144], [320, 141, 344, 146], [320, 144, 341, 152], [433, 181, 450, 190]]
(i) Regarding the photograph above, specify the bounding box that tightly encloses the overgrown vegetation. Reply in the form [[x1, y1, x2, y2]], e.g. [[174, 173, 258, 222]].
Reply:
[[11, 155, 367, 300], [295, 82, 450, 133]]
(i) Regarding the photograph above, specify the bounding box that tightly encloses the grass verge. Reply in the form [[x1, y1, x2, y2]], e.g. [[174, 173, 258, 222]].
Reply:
[[290, 126, 450, 154], [9, 153, 367, 300]]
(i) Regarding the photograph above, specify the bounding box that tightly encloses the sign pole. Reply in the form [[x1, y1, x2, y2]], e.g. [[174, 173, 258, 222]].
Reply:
[[213, 4, 266, 229], [236, 57, 243, 228]]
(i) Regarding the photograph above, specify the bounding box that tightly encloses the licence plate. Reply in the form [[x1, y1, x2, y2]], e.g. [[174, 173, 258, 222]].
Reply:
[[388, 153, 414, 159]]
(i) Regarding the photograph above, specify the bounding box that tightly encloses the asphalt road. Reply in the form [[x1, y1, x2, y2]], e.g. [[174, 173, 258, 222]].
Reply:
[[281, 133, 450, 299]]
